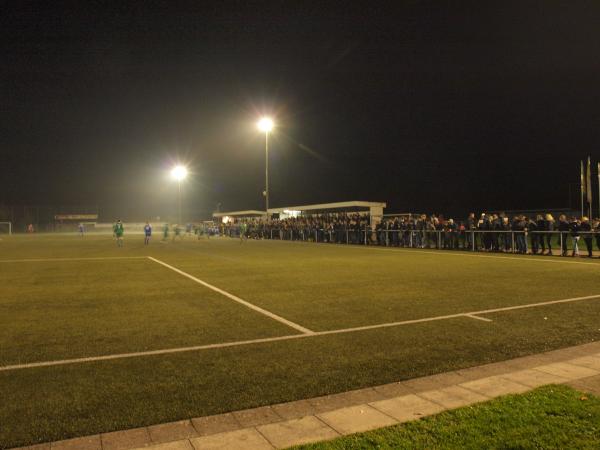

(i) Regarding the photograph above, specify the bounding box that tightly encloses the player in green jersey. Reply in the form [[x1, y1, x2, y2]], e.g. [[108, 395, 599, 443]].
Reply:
[[172, 224, 182, 241], [239, 222, 248, 243], [113, 220, 124, 247]]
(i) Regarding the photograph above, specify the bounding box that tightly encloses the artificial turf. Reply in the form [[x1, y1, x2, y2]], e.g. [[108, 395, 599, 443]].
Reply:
[[0, 258, 294, 365], [164, 240, 600, 330], [1, 234, 600, 448], [292, 385, 600, 449]]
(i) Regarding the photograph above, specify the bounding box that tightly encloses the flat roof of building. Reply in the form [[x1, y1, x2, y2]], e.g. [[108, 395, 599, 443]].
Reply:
[[212, 210, 266, 218], [267, 201, 386, 214]]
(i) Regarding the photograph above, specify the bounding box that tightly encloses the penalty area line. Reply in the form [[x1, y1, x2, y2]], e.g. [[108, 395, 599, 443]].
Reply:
[[2, 292, 600, 372], [146, 256, 314, 335]]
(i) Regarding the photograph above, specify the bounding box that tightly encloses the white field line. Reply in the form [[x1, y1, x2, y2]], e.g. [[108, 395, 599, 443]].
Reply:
[[0, 335, 307, 372], [2, 292, 600, 373], [464, 314, 493, 322], [147, 256, 314, 335], [0, 256, 147, 263], [313, 293, 600, 336]]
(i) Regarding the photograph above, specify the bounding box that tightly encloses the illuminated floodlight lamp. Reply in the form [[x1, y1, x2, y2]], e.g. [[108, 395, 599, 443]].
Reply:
[[170, 165, 188, 181], [257, 117, 274, 133]]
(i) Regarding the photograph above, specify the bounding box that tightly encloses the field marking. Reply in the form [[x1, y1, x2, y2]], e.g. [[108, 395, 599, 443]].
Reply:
[[147, 256, 314, 335], [0, 334, 307, 372], [0, 256, 148, 263], [467, 293, 600, 315], [313, 293, 600, 336], [464, 314, 493, 322], [2, 292, 600, 372]]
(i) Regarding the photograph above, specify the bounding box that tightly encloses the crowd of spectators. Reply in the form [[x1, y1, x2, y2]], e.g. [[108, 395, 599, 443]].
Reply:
[[375, 213, 600, 257], [222, 213, 372, 244], [220, 212, 600, 257]]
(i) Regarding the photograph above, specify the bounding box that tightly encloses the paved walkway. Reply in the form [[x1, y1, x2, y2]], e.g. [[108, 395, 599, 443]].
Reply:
[[15, 341, 600, 450]]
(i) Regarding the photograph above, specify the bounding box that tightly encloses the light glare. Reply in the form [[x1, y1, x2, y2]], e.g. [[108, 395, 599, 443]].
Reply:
[[171, 165, 188, 181], [257, 117, 274, 132]]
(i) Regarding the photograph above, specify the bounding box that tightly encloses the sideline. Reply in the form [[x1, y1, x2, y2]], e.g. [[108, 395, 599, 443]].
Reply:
[[2, 292, 600, 372]]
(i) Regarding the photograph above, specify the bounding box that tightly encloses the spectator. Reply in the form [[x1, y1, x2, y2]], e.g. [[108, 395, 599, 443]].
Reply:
[[558, 214, 570, 256], [580, 216, 593, 258], [544, 214, 555, 255]]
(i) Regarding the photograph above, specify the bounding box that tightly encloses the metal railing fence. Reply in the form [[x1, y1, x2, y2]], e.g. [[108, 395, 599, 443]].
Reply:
[[224, 227, 600, 254]]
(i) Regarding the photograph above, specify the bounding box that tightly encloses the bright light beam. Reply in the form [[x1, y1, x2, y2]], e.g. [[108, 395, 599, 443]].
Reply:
[[170, 165, 188, 181], [257, 117, 274, 133]]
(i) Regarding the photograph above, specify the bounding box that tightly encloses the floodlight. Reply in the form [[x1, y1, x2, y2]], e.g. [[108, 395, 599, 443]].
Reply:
[[171, 165, 188, 181], [257, 117, 274, 133]]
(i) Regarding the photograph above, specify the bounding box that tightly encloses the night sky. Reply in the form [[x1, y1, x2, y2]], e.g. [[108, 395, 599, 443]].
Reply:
[[3, 1, 600, 219]]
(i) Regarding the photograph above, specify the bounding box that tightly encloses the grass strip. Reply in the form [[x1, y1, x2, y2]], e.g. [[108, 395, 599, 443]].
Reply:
[[293, 385, 600, 449]]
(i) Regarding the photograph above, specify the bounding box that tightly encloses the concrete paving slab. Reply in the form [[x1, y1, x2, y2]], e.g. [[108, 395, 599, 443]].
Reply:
[[138, 441, 193, 450], [373, 382, 413, 398], [534, 362, 600, 380], [257, 416, 339, 448], [50, 435, 101, 450], [340, 387, 387, 404], [568, 355, 600, 371], [459, 376, 530, 397], [402, 371, 467, 392], [308, 393, 358, 413], [191, 413, 241, 436], [419, 386, 489, 409], [369, 394, 444, 422], [148, 420, 198, 444], [454, 360, 527, 381], [271, 399, 316, 420], [307, 389, 384, 413], [317, 404, 397, 435], [500, 369, 570, 388], [101, 427, 151, 450], [233, 406, 282, 428], [190, 428, 273, 450]]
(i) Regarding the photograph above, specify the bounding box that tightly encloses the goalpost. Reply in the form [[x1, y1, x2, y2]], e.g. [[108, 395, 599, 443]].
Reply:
[[0, 222, 12, 235]]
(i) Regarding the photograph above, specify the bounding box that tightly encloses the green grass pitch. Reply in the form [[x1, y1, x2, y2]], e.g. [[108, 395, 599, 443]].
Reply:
[[1, 234, 600, 448], [293, 385, 600, 449]]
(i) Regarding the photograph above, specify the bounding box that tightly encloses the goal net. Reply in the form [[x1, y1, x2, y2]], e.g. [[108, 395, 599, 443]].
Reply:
[[0, 222, 12, 235]]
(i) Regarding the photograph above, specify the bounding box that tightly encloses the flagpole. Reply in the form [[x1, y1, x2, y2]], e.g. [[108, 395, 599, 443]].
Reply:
[[587, 157, 592, 218], [580, 160, 585, 217]]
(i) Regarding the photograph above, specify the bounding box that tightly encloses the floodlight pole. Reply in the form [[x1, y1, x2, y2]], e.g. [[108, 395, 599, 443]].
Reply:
[[265, 130, 269, 214], [178, 180, 182, 225]]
